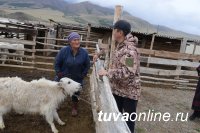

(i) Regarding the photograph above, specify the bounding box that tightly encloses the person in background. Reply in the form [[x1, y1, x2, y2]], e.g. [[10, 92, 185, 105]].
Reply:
[[54, 32, 90, 116], [190, 65, 200, 120], [94, 20, 141, 133]]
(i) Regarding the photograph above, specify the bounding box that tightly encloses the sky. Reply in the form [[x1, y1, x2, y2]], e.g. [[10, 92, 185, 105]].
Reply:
[[66, 0, 200, 36]]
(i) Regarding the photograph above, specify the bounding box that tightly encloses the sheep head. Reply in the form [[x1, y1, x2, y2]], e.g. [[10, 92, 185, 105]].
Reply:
[[58, 77, 82, 96]]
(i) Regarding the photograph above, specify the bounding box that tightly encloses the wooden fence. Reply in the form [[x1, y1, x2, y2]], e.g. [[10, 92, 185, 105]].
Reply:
[[0, 37, 199, 90], [138, 48, 199, 90], [89, 43, 200, 132], [0, 37, 101, 72], [0, 36, 199, 133], [90, 44, 131, 133]]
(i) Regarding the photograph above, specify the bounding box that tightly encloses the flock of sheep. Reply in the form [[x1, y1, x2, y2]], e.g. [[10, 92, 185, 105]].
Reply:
[[0, 42, 25, 64]]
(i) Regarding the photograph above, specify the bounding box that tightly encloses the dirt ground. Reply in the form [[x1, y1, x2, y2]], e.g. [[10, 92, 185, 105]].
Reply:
[[0, 67, 95, 133], [136, 86, 200, 133], [1, 67, 200, 133]]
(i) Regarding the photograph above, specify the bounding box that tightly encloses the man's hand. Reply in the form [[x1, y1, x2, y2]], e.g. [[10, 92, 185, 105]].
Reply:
[[98, 69, 108, 76], [93, 54, 99, 62]]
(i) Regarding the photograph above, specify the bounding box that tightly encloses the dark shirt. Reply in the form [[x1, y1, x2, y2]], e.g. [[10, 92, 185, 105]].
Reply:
[[54, 45, 90, 83]]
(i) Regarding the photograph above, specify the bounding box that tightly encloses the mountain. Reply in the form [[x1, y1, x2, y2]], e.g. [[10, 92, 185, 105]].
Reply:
[[0, 0, 199, 40], [0, 0, 67, 9]]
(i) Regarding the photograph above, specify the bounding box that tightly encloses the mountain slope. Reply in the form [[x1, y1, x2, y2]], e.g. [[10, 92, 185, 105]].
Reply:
[[0, 0, 67, 10], [0, 0, 199, 40]]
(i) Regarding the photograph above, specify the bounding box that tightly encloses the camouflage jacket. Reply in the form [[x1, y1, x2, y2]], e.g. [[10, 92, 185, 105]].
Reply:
[[108, 33, 141, 100]]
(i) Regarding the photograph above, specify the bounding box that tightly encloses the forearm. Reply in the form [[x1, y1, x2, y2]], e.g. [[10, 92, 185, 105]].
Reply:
[[108, 68, 130, 79], [54, 63, 61, 73], [96, 49, 106, 57]]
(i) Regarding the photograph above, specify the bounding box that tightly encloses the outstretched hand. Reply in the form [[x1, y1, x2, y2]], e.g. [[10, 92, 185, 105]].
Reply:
[[93, 54, 99, 62], [98, 69, 108, 76]]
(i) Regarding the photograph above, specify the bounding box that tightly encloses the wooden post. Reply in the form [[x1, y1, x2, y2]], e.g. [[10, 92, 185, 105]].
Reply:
[[31, 36, 36, 72], [17, 26, 19, 39], [141, 37, 146, 48], [147, 33, 156, 67], [56, 25, 61, 47], [86, 23, 91, 48], [192, 42, 199, 62], [175, 38, 187, 79], [150, 34, 156, 50], [43, 30, 48, 56], [98, 39, 103, 55], [192, 42, 197, 55], [179, 38, 187, 54], [5, 24, 8, 38], [109, 5, 123, 68], [55, 25, 59, 46], [31, 30, 38, 72]]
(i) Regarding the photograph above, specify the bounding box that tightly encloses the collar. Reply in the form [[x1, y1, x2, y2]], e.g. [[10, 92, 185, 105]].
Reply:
[[69, 45, 81, 55], [116, 41, 125, 50]]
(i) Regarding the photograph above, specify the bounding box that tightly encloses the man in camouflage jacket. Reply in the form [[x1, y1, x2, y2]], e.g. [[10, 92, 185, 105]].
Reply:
[[95, 20, 140, 133], [108, 32, 141, 101]]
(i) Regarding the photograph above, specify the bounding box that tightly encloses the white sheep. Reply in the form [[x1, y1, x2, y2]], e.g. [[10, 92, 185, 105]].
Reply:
[[0, 42, 9, 64], [10, 43, 25, 63], [0, 42, 25, 64], [0, 77, 82, 133]]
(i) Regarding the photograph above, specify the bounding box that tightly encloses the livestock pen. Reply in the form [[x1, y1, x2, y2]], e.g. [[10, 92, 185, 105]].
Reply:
[[0, 6, 200, 133]]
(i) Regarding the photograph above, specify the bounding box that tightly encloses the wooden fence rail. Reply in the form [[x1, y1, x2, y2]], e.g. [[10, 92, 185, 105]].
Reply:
[[0, 37, 199, 90], [0, 38, 99, 72], [139, 48, 200, 61]]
